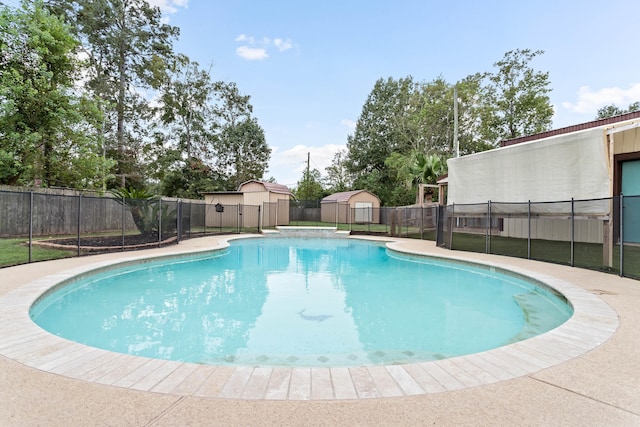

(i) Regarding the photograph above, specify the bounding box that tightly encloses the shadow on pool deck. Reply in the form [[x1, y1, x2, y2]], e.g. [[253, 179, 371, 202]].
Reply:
[[1, 235, 639, 426]]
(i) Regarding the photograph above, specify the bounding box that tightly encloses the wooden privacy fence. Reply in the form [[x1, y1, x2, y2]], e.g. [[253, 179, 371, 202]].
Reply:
[[0, 190, 138, 237]]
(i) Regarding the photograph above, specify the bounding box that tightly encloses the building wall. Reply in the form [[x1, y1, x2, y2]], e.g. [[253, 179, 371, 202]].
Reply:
[[501, 217, 604, 243], [320, 192, 381, 224], [320, 202, 349, 223], [276, 198, 289, 225], [204, 194, 244, 227], [613, 126, 640, 154], [243, 191, 269, 206]]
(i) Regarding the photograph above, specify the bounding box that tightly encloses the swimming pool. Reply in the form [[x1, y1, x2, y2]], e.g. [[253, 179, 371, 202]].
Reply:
[[30, 237, 572, 368]]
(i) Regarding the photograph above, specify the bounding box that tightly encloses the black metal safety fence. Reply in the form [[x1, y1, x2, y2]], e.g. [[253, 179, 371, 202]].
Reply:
[[436, 196, 640, 280], [0, 189, 262, 268], [3, 188, 637, 281], [288, 201, 440, 240]]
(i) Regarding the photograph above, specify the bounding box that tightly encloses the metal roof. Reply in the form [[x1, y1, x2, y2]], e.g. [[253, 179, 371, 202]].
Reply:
[[238, 180, 293, 196], [321, 190, 379, 203]]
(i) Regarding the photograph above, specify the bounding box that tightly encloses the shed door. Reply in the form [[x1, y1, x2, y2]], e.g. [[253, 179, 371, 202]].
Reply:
[[622, 160, 640, 243], [354, 202, 373, 223]]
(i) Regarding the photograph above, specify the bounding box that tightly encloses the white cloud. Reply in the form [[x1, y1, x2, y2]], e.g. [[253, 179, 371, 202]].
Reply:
[[340, 119, 357, 130], [235, 34, 254, 43], [268, 144, 347, 186], [562, 83, 640, 114], [236, 46, 268, 61], [234, 34, 294, 60], [274, 38, 293, 52], [147, 0, 189, 15]]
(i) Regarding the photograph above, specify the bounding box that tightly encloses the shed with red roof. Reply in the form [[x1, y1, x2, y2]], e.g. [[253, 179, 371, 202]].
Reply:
[[320, 190, 381, 224]]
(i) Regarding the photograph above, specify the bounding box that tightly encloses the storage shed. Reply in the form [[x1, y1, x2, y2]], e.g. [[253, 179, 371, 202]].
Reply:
[[202, 180, 293, 228], [320, 190, 381, 224], [238, 180, 293, 226]]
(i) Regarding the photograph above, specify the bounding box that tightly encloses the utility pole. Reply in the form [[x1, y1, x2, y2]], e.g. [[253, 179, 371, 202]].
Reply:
[[453, 85, 459, 158], [306, 152, 311, 199]]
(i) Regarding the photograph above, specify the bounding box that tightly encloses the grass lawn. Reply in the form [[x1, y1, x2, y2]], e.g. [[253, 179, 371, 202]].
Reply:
[[0, 238, 76, 267], [450, 232, 640, 279], [2, 227, 636, 280]]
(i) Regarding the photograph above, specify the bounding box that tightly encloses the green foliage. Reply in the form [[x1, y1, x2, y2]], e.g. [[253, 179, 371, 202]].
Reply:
[[110, 187, 175, 236], [480, 49, 553, 143], [294, 168, 325, 201], [156, 56, 216, 161], [324, 149, 350, 193], [215, 117, 271, 190], [0, 0, 112, 188], [344, 49, 553, 205], [158, 158, 225, 199], [385, 151, 446, 200], [64, 0, 180, 188], [596, 102, 640, 119]]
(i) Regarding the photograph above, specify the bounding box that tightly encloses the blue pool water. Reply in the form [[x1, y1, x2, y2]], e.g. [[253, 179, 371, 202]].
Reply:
[[30, 238, 572, 367]]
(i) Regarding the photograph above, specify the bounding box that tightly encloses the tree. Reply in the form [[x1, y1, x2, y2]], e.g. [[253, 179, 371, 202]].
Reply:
[[215, 117, 271, 190], [156, 158, 225, 199], [156, 56, 216, 162], [385, 151, 446, 203], [596, 102, 640, 119], [480, 49, 553, 144], [294, 168, 325, 201], [324, 149, 350, 193], [0, 0, 112, 187], [345, 77, 418, 204], [149, 56, 220, 196], [345, 77, 417, 177], [59, 0, 179, 188]]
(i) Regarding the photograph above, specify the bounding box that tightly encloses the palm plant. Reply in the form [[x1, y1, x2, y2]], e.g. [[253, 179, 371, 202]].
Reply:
[[409, 152, 446, 185], [110, 187, 176, 236]]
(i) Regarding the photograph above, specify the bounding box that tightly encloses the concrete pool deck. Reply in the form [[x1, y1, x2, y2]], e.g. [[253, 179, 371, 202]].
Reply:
[[1, 235, 639, 426]]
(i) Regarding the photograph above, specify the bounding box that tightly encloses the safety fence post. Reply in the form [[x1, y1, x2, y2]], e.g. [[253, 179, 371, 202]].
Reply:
[[620, 194, 624, 277], [28, 191, 33, 263], [570, 198, 575, 267], [527, 200, 531, 259]]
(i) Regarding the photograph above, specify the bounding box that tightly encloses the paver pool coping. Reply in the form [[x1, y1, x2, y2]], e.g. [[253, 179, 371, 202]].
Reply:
[[0, 235, 618, 401]]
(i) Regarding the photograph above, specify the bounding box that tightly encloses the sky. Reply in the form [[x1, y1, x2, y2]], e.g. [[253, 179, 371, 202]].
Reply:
[[9, 0, 640, 188]]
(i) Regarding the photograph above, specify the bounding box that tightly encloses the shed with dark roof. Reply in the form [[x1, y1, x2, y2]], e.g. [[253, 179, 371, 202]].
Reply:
[[320, 190, 381, 224]]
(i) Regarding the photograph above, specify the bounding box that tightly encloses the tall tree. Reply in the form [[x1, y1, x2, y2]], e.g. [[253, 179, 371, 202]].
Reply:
[[325, 149, 350, 193], [216, 117, 271, 189], [210, 82, 271, 190], [149, 56, 220, 195], [156, 56, 216, 161], [59, 0, 179, 188], [0, 0, 112, 187], [480, 49, 553, 144], [345, 77, 418, 205]]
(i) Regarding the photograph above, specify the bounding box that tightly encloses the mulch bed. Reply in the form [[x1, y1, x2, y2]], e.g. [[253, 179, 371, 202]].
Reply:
[[35, 234, 176, 251]]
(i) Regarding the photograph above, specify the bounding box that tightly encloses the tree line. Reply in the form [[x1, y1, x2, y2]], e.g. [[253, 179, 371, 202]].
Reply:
[[294, 49, 554, 205], [4, 2, 636, 206], [0, 0, 271, 198], [299, 50, 639, 206]]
